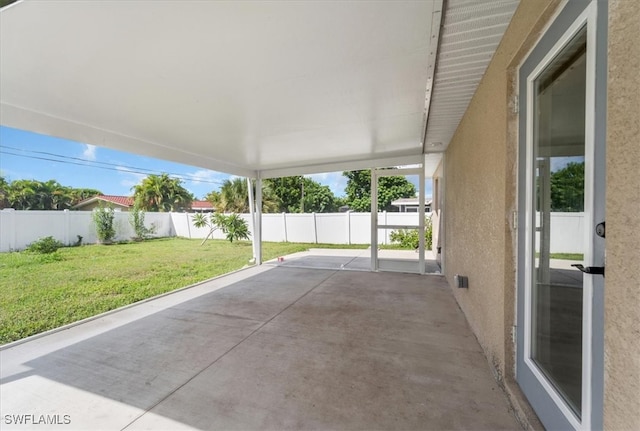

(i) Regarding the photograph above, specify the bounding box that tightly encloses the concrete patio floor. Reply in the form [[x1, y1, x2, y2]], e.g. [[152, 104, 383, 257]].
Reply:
[[266, 248, 442, 274], [1, 264, 519, 430]]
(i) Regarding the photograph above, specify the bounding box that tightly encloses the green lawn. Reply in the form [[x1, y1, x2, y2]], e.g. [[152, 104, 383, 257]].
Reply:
[[550, 253, 584, 261], [0, 238, 366, 345], [536, 252, 584, 260]]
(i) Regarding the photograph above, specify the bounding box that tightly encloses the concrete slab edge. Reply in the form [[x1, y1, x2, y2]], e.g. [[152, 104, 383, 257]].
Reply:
[[0, 263, 264, 351], [502, 376, 545, 430]]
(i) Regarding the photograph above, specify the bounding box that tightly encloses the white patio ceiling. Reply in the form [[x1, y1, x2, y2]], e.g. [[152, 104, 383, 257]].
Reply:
[[0, 0, 518, 178]]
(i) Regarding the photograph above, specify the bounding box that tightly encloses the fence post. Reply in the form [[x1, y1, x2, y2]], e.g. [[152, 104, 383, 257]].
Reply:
[[313, 212, 318, 244], [282, 212, 288, 242], [63, 209, 70, 245], [4, 209, 17, 251], [185, 213, 192, 239], [346, 211, 351, 245]]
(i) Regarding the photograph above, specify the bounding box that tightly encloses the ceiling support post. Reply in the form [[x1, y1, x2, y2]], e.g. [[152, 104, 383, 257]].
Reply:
[[254, 174, 263, 265]]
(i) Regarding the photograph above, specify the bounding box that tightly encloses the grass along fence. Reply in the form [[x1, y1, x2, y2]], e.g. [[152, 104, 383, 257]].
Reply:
[[1, 210, 423, 252]]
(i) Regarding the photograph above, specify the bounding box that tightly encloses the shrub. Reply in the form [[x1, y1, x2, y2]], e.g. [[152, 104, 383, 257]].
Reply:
[[26, 236, 64, 254], [390, 229, 419, 249], [129, 203, 155, 240], [92, 203, 116, 243], [425, 216, 433, 250], [389, 217, 433, 250]]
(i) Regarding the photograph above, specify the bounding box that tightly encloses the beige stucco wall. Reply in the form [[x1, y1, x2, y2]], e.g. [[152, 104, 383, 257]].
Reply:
[[443, 0, 639, 429], [604, 1, 640, 430], [443, 0, 559, 381]]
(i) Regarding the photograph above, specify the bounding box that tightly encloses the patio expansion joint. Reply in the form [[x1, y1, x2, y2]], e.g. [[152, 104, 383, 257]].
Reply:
[[120, 268, 340, 431]]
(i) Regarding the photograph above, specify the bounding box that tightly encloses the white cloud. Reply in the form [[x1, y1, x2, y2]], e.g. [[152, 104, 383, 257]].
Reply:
[[306, 172, 347, 197], [116, 166, 146, 190], [185, 169, 224, 185], [82, 144, 97, 161]]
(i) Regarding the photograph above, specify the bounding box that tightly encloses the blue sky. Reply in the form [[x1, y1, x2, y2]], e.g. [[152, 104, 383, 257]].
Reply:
[[0, 126, 430, 199]]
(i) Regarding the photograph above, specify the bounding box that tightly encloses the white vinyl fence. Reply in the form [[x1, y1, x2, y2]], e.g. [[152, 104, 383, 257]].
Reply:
[[0, 209, 585, 253], [170, 212, 420, 245], [0, 209, 173, 252]]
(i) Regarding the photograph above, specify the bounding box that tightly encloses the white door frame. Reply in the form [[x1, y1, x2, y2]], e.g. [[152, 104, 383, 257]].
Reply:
[[516, 1, 606, 429], [371, 166, 425, 274]]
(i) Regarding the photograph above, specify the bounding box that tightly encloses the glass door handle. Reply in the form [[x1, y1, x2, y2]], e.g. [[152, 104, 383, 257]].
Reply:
[[571, 264, 605, 276]]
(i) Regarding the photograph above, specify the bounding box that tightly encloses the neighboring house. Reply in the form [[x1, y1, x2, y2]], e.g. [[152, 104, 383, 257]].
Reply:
[[72, 195, 134, 211], [391, 197, 432, 213], [73, 195, 213, 212], [190, 200, 215, 213]]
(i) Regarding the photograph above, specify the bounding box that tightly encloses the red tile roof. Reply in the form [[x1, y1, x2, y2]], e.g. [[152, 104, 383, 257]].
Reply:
[[191, 200, 213, 209], [73, 196, 213, 210], [73, 195, 134, 208], [98, 195, 135, 207]]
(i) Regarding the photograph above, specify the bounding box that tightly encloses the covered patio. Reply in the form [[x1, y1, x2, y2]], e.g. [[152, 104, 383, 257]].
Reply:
[[1, 0, 638, 428], [0, 0, 527, 427], [1, 265, 518, 430]]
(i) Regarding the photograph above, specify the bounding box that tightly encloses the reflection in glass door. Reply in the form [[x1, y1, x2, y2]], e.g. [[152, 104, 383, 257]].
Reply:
[[531, 27, 586, 417]]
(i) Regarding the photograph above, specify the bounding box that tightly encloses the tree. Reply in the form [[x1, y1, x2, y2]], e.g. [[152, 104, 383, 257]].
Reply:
[[343, 170, 416, 212], [220, 214, 250, 243], [192, 212, 250, 244], [7, 179, 39, 210], [39, 180, 74, 210], [70, 188, 102, 203], [3, 178, 100, 210], [264, 176, 303, 213], [204, 190, 222, 210], [210, 178, 279, 213], [301, 179, 338, 213], [264, 176, 339, 213], [0, 176, 9, 209], [132, 173, 193, 212], [550, 161, 584, 212]]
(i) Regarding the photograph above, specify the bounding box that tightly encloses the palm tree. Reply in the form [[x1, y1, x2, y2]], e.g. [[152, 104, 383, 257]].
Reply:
[[214, 178, 280, 213], [70, 188, 102, 206], [132, 173, 193, 212], [0, 176, 9, 209], [3, 179, 100, 210], [7, 179, 38, 210], [40, 180, 75, 210]]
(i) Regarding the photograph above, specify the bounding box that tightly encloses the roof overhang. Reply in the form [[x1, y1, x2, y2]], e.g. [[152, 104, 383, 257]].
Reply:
[[1, 0, 519, 179], [72, 195, 131, 209]]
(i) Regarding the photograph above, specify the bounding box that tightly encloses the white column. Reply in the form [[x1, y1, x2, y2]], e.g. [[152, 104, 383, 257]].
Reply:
[[370, 170, 378, 271], [255, 176, 263, 265], [247, 177, 257, 262], [418, 165, 426, 275]]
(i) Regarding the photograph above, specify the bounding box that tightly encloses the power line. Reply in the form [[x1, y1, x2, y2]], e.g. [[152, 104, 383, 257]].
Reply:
[[0, 147, 226, 186], [2, 144, 171, 174]]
